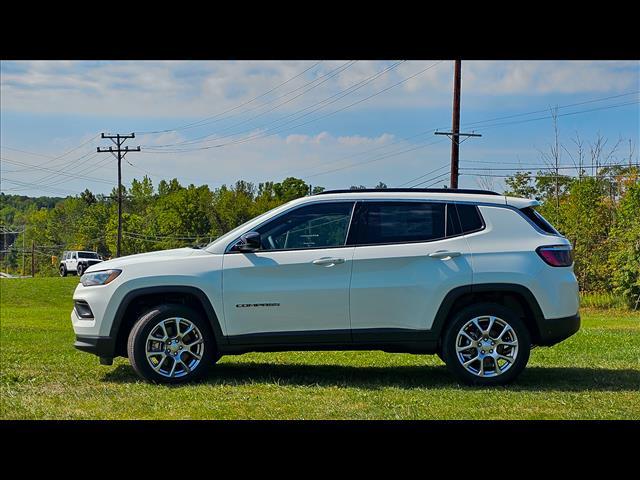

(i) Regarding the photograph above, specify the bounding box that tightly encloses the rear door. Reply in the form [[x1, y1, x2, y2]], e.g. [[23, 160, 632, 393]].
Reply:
[[348, 201, 474, 336]]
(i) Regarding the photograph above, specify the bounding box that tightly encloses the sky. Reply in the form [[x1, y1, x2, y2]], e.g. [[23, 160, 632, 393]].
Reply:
[[1, 60, 638, 197]]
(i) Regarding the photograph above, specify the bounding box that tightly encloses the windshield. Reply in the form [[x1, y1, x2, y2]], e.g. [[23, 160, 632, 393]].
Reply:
[[78, 252, 99, 259]]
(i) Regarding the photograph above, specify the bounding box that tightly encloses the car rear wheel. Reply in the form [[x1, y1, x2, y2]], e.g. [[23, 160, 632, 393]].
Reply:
[[127, 304, 217, 384], [59, 265, 67, 277], [442, 303, 531, 386]]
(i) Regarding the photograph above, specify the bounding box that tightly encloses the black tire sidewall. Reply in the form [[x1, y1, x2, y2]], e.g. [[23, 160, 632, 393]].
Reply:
[[60, 265, 67, 277], [77, 264, 84, 276], [442, 303, 531, 386], [127, 304, 216, 384]]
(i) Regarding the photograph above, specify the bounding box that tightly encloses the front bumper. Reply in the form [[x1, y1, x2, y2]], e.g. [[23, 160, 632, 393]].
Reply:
[[536, 313, 580, 346], [74, 335, 116, 365]]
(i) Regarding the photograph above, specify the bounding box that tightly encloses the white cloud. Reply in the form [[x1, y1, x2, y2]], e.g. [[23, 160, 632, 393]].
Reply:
[[3, 60, 636, 119]]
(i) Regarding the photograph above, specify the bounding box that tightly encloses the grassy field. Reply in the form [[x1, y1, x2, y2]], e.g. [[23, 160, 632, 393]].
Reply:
[[1, 277, 638, 420]]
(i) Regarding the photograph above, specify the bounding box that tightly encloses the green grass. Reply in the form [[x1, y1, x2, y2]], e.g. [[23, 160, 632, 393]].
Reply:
[[1, 277, 639, 420], [580, 291, 630, 310]]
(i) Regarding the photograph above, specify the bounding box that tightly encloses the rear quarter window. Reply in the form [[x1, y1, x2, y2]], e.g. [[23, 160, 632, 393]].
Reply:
[[446, 203, 484, 236], [519, 207, 559, 235]]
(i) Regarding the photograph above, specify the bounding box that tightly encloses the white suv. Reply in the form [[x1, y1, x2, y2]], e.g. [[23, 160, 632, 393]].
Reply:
[[60, 250, 103, 277], [71, 189, 580, 385]]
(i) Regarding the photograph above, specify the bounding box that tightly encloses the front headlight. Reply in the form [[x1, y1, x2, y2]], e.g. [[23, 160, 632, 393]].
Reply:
[[80, 269, 122, 287]]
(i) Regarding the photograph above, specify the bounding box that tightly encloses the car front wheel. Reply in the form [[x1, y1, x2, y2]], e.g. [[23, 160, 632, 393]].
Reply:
[[76, 264, 84, 276], [441, 303, 531, 386], [127, 304, 217, 384]]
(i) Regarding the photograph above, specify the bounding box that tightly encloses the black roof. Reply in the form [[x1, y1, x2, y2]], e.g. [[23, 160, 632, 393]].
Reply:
[[315, 188, 500, 196]]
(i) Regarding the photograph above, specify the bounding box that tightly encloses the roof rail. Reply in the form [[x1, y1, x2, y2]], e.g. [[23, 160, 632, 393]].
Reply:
[[315, 188, 500, 196]]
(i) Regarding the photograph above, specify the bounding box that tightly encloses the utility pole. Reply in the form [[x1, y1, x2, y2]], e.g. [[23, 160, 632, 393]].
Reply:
[[97, 133, 141, 257], [31, 240, 35, 277], [22, 228, 25, 277], [435, 60, 482, 189]]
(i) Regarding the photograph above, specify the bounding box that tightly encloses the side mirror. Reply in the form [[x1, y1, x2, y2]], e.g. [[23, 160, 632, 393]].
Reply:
[[237, 231, 261, 252]]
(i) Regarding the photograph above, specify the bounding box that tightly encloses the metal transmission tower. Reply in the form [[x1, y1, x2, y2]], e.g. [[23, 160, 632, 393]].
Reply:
[[435, 60, 482, 189], [97, 133, 141, 257]]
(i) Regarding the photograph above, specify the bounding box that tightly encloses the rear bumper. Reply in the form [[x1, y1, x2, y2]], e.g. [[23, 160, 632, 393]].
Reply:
[[536, 313, 580, 346], [74, 335, 116, 364]]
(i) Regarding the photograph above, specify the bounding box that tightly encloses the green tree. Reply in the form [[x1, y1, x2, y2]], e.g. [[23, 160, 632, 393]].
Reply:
[[504, 171, 536, 198]]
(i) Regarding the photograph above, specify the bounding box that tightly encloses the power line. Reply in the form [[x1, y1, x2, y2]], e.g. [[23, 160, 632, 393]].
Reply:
[[166, 60, 407, 149], [460, 162, 638, 172], [411, 171, 451, 188], [0, 156, 113, 185], [301, 91, 640, 183], [457, 90, 640, 130], [1, 177, 78, 195], [468, 100, 639, 132], [278, 97, 637, 175], [143, 61, 359, 148], [123, 231, 200, 240], [304, 138, 448, 180], [397, 164, 450, 187], [0, 134, 100, 165], [135, 61, 325, 135], [142, 61, 443, 153], [139, 61, 355, 148], [141, 60, 385, 150]]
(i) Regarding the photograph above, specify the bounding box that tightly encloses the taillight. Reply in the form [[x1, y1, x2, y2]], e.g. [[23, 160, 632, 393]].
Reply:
[[536, 245, 573, 267]]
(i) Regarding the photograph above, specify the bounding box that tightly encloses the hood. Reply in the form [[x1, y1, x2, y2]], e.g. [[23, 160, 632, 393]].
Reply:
[[84, 247, 210, 272]]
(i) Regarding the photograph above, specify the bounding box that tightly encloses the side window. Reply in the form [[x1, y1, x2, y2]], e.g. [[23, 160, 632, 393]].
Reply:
[[255, 202, 354, 251], [519, 206, 559, 235], [449, 203, 483, 235], [73, 252, 77, 260], [353, 202, 446, 245]]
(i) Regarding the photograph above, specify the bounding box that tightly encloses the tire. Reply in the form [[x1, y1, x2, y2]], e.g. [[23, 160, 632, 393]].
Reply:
[[76, 264, 84, 276], [59, 265, 67, 277], [441, 303, 531, 386], [127, 304, 217, 384]]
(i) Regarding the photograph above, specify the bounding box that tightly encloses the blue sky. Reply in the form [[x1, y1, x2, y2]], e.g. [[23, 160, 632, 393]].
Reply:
[[1, 60, 638, 197]]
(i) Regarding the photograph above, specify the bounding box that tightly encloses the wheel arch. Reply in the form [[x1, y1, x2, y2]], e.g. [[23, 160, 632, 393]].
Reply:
[[433, 283, 545, 345], [110, 286, 226, 358]]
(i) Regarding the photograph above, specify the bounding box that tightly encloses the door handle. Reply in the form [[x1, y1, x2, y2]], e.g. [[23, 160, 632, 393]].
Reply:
[[428, 250, 462, 259], [312, 257, 345, 266]]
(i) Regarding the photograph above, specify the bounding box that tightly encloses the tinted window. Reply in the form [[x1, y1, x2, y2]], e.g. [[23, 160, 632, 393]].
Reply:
[[78, 252, 99, 259], [446, 204, 461, 236], [354, 202, 445, 245], [455, 204, 483, 233], [256, 202, 354, 250], [520, 207, 559, 235]]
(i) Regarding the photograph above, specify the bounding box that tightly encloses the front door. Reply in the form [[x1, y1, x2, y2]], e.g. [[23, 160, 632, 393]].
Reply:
[[222, 201, 356, 342]]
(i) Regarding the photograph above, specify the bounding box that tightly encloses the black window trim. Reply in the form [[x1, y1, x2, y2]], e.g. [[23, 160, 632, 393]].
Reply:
[[225, 198, 492, 253]]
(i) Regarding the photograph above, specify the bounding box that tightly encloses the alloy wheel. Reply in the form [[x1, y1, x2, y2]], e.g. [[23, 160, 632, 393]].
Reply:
[[455, 315, 519, 378], [144, 317, 205, 378]]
